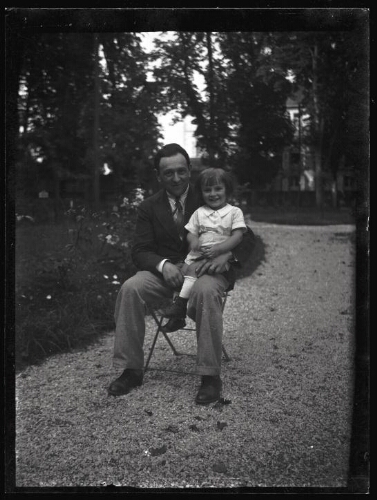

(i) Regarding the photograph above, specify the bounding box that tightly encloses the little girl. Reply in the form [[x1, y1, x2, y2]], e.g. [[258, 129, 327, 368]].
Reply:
[[162, 167, 247, 332]]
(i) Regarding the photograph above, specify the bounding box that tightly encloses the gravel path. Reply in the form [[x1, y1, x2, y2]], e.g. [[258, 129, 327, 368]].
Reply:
[[15, 221, 356, 489]]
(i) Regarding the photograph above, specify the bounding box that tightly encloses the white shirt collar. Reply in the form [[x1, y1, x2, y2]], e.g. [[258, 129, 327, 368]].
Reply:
[[166, 184, 190, 205], [203, 203, 233, 217]]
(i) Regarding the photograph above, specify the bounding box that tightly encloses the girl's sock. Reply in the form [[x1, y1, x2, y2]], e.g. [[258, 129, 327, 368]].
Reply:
[[179, 276, 197, 299]]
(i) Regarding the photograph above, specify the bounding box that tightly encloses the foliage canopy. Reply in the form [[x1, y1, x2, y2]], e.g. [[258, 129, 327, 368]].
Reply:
[[9, 19, 368, 201]]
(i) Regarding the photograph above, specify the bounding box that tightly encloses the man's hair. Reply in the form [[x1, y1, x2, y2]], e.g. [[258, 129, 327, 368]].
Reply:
[[154, 143, 191, 171], [196, 167, 235, 200]]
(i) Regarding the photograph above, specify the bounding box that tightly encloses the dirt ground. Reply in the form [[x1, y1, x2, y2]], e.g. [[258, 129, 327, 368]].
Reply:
[[14, 220, 362, 490]]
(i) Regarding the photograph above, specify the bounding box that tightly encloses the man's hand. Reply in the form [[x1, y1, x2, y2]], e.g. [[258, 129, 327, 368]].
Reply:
[[162, 261, 184, 289], [195, 252, 232, 277]]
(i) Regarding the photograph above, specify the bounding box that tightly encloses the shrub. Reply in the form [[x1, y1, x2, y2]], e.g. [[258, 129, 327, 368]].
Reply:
[[15, 189, 145, 371]]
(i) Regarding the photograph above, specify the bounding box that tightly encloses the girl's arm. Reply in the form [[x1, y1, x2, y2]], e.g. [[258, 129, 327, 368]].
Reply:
[[187, 231, 201, 252], [201, 228, 244, 259]]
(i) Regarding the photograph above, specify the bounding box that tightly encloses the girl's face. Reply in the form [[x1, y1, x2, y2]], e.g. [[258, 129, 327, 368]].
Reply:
[[201, 181, 227, 210]]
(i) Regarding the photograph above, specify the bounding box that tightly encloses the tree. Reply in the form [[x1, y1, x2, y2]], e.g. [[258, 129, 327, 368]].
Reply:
[[151, 26, 368, 199], [152, 31, 294, 183], [5, 18, 23, 205], [218, 32, 294, 187], [271, 22, 369, 208], [17, 32, 96, 200], [93, 33, 101, 210], [98, 33, 162, 192], [152, 32, 234, 167], [14, 31, 162, 206]]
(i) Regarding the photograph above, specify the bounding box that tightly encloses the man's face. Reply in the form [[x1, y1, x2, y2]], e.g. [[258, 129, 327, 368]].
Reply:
[[156, 153, 191, 198]]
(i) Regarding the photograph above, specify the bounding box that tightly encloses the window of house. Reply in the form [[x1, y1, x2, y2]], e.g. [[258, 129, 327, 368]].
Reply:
[[344, 175, 355, 189], [291, 152, 300, 164], [292, 112, 300, 129]]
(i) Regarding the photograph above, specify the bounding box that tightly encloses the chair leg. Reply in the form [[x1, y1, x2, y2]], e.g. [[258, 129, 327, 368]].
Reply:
[[160, 329, 182, 356], [221, 292, 230, 361], [145, 312, 183, 372], [222, 344, 231, 362], [144, 313, 164, 372]]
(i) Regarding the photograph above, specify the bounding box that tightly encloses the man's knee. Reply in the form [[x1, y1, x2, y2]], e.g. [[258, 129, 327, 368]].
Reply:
[[118, 272, 151, 302], [187, 275, 226, 321], [193, 274, 226, 294]]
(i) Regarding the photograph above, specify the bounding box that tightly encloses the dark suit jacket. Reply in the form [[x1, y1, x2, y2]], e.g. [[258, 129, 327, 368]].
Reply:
[[131, 185, 255, 289]]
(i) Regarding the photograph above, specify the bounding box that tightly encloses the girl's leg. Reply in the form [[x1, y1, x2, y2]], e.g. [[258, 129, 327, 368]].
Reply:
[[163, 264, 198, 321], [183, 262, 198, 277]]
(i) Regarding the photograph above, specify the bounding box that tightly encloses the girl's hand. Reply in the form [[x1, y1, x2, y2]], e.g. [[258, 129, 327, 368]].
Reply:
[[201, 244, 221, 259], [189, 240, 201, 252]]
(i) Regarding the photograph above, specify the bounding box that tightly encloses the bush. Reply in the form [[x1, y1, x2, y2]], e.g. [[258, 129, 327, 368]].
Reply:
[[15, 189, 145, 372]]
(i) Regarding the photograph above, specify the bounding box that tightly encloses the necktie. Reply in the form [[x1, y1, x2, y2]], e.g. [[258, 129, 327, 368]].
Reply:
[[174, 197, 184, 238]]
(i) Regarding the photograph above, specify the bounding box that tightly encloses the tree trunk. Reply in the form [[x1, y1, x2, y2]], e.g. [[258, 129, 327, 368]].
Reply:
[[178, 33, 208, 154], [6, 27, 23, 204], [93, 34, 100, 210], [53, 166, 61, 223], [311, 44, 324, 211], [314, 146, 323, 209], [331, 179, 338, 208], [206, 32, 216, 166]]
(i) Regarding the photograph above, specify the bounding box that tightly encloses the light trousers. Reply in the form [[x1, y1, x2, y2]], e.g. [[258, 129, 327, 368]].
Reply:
[[113, 270, 229, 376]]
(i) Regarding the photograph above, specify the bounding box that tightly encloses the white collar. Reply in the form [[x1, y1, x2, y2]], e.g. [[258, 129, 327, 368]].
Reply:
[[203, 203, 233, 217], [166, 184, 190, 204]]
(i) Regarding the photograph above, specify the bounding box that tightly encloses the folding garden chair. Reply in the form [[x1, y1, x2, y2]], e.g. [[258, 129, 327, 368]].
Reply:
[[144, 291, 231, 374]]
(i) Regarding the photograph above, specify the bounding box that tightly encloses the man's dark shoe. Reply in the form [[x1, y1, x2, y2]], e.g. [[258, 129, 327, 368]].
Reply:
[[161, 317, 186, 333], [195, 375, 222, 405], [163, 296, 188, 319], [108, 369, 143, 397]]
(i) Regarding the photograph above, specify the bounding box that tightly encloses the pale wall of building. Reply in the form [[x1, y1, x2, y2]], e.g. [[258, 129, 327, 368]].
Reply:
[[159, 113, 198, 158]]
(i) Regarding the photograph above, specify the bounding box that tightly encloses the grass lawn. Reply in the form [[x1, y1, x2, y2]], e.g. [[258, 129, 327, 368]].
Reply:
[[246, 206, 355, 226]]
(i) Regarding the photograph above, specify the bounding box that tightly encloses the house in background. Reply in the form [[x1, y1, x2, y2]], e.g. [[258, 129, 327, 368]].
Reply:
[[159, 113, 204, 173], [274, 92, 316, 193], [160, 113, 199, 159], [158, 113, 207, 189], [267, 92, 356, 207]]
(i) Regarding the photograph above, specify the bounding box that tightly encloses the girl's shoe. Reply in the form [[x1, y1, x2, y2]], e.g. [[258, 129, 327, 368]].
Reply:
[[163, 296, 188, 318]]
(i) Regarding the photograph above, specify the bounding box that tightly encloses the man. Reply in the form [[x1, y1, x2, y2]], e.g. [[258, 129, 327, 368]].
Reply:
[[108, 143, 255, 404]]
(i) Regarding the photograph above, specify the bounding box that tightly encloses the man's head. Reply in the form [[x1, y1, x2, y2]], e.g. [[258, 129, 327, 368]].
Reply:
[[154, 143, 191, 198]]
